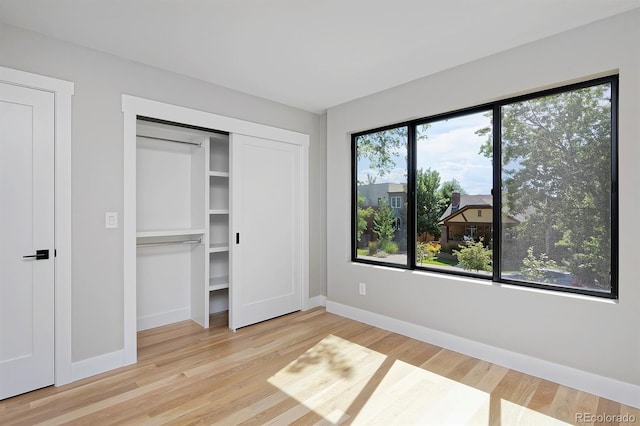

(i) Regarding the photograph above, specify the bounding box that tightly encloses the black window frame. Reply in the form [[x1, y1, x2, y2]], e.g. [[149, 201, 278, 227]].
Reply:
[[351, 75, 619, 299]]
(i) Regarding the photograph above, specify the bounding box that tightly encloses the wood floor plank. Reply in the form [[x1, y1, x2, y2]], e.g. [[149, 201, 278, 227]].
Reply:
[[1, 308, 636, 425]]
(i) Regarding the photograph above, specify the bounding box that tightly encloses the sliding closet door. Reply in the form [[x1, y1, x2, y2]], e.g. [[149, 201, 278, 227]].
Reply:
[[230, 134, 303, 330]]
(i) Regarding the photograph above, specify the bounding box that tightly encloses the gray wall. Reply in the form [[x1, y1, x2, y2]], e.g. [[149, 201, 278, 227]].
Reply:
[[0, 23, 326, 362], [327, 10, 640, 385]]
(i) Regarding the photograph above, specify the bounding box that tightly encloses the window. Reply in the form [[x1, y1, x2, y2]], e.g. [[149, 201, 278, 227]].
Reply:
[[352, 76, 618, 298], [353, 125, 408, 265], [465, 225, 477, 239], [499, 82, 615, 294]]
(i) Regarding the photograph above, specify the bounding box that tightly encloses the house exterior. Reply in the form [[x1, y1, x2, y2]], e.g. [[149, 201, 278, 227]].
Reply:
[[357, 183, 407, 250], [438, 193, 520, 247]]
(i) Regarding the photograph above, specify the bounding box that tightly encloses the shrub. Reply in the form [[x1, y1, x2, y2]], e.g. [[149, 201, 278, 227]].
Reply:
[[440, 243, 458, 254], [381, 240, 398, 255], [521, 247, 558, 282], [453, 239, 492, 272], [427, 242, 441, 254], [367, 241, 378, 256], [416, 242, 434, 264]]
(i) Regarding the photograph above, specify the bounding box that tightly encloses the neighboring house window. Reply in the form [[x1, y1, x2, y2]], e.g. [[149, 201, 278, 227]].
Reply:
[[465, 225, 477, 239], [352, 75, 618, 299]]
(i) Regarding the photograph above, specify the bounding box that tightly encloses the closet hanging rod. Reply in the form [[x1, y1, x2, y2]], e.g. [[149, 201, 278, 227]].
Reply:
[[136, 134, 203, 146], [136, 238, 202, 248]]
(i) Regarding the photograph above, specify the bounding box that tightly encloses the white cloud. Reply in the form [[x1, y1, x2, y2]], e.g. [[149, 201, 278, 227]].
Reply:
[[356, 112, 492, 193], [417, 113, 492, 194]]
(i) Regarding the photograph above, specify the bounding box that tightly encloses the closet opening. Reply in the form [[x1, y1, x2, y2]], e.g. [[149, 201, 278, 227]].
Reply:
[[135, 116, 231, 334]]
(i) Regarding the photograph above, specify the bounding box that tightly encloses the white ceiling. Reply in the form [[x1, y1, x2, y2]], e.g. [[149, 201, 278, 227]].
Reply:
[[1, 0, 639, 113]]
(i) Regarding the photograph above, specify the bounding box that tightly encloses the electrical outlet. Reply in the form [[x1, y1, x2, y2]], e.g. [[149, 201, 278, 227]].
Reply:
[[359, 282, 366, 296]]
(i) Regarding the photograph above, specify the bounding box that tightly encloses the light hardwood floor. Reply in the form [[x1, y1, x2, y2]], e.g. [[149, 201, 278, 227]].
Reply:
[[1, 308, 638, 425]]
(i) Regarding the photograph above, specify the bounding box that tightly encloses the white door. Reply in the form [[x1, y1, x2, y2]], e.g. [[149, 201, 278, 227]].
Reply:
[[0, 83, 55, 400], [230, 134, 303, 330]]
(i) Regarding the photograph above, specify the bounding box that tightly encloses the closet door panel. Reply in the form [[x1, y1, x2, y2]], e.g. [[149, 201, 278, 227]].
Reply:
[[230, 134, 302, 330]]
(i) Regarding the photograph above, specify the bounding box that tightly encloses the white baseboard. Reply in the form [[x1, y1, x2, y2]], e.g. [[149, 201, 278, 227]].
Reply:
[[71, 349, 125, 382], [326, 300, 640, 409], [137, 307, 190, 331], [306, 295, 327, 309]]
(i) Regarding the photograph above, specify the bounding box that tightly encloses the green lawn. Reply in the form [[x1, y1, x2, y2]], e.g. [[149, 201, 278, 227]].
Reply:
[[417, 257, 458, 267], [358, 249, 458, 267]]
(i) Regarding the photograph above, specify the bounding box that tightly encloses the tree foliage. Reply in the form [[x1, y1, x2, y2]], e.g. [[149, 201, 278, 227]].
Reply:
[[372, 203, 396, 246], [356, 127, 408, 177], [415, 168, 467, 237], [438, 178, 466, 212], [497, 84, 612, 288], [521, 247, 558, 282], [356, 194, 373, 243], [415, 168, 441, 236], [453, 239, 492, 272]]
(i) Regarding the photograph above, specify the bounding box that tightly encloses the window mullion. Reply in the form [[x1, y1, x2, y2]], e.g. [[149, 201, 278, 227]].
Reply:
[[407, 123, 417, 268], [492, 105, 502, 282]]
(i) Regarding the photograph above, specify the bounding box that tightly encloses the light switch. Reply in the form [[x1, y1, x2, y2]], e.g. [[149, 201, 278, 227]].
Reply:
[[105, 212, 118, 229]]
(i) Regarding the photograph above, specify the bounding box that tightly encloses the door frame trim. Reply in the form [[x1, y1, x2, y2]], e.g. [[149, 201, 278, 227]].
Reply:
[[122, 95, 309, 364], [0, 66, 75, 386]]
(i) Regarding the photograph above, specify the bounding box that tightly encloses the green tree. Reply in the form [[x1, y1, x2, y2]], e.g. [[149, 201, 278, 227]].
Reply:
[[356, 127, 408, 177], [438, 179, 466, 213], [415, 170, 468, 238], [356, 194, 373, 244], [486, 84, 612, 289], [373, 203, 396, 246], [356, 125, 430, 177], [415, 168, 442, 236], [453, 239, 492, 272], [521, 247, 558, 282]]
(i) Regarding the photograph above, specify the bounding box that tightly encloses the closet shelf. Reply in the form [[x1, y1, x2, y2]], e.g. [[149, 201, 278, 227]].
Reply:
[[209, 276, 230, 291], [209, 171, 229, 178], [136, 229, 206, 238], [209, 209, 229, 215], [209, 243, 229, 253]]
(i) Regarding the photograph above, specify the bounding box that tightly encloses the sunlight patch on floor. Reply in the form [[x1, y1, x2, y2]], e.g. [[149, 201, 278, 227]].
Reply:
[[268, 334, 387, 423], [352, 359, 489, 424], [501, 399, 570, 425], [269, 334, 490, 424], [269, 335, 573, 425]]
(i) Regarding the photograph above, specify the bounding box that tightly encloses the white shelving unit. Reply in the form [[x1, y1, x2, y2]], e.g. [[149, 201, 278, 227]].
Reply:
[[207, 135, 231, 323], [208, 243, 229, 253], [209, 276, 230, 291]]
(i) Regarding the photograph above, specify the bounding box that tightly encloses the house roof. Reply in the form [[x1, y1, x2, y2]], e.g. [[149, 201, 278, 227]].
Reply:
[[439, 195, 493, 221], [439, 194, 524, 224]]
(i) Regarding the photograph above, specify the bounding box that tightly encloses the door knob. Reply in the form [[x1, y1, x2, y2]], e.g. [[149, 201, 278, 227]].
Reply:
[[22, 249, 49, 260]]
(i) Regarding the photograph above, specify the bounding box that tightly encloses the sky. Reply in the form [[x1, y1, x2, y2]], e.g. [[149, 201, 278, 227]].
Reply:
[[357, 111, 493, 195]]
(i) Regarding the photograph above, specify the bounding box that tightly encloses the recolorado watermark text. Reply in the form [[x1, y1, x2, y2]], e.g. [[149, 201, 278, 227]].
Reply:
[[576, 413, 636, 423]]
